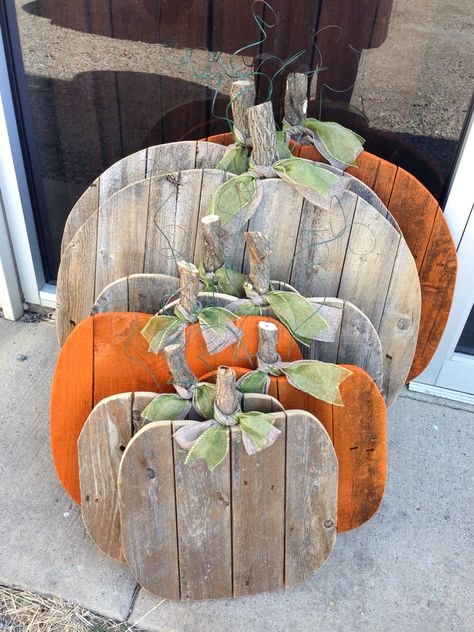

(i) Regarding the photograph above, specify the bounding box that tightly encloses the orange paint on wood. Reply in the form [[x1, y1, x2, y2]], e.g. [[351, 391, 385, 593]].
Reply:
[[51, 313, 300, 504], [199, 364, 386, 532], [202, 132, 457, 380]]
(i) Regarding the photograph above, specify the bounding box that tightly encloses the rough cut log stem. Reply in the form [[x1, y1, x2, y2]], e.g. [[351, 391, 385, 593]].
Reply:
[[245, 232, 271, 295], [230, 80, 255, 142], [177, 260, 200, 314], [247, 102, 277, 166], [258, 321, 280, 365], [215, 366, 240, 415], [284, 72, 308, 125], [201, 215, 225, 273], [164, 343, 196, 389]]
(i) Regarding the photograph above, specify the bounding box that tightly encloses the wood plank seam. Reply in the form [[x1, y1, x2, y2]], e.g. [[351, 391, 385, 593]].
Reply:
[[286, 197, 307, 284], [170, 421, 182, 601], [191, 169, 206, 265], [334, 195, 358, 298], [280, 397, 289, 587], [142, 178, 154, 273]]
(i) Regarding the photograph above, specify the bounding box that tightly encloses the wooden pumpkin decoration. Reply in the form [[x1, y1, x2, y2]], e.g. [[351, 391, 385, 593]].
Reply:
[[205, 74, 456, 381], [118, 367, 338, 599], [60, 140, 227, 257], [51, 311, 301, 504], [200, 321, 386, 533]]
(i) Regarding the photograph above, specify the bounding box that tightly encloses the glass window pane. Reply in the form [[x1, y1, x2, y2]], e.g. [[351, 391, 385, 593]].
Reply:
[[456, 305, 474, 356], [11, 0, 474, 279]]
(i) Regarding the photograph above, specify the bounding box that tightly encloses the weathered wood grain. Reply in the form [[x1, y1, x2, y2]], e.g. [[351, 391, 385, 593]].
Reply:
[[95, 179, 150, 295], [118, 420, 180, 600], [173, 419, 232, 600], [60, 182, 99, 257], [56, 213, 98, 346], [78, 393, 143, 563], [231, 413, 286, 596], [285, 410, 338, 584]]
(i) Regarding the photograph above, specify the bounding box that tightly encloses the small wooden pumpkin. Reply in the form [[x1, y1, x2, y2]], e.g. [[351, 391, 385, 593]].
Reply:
[[200, 321, 387, 533], [118, 367, 338, 599], [51, 313, 301, 504]]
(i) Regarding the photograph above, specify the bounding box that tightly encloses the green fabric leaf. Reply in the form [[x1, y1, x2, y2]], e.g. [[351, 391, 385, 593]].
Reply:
[[303, 118, 365, 167], [276, 131, 293, 159], [215, 267, 247, 298], [266, 291, 329, 346], [198, 306, 241, 354], [193, 383, 216, 419], [236, 370, 269, 394], [281, 360, 352, 406], [232, 300, 262, 316], [185, 425, 229, 471], [237, 412, 277, 451], [199, 260, 217, 292], [216, 145, 249, 175], [206, 174, 259, 230], [141, 315, 183, 353], [273, 157, 340, 199], [142, 394, 191, 422]]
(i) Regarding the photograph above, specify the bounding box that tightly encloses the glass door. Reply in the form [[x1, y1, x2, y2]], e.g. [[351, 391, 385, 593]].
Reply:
[[5, 0, 474, 281]]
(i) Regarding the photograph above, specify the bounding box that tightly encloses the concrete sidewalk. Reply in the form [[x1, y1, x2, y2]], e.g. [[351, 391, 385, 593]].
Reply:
[[0, 315, 472, 631]]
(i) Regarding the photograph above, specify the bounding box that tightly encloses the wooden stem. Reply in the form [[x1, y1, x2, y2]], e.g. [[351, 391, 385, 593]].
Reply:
[[247, 102, 277, 166], [284, 72, 308, 125], [201, 215, 225, 273], [258, 321, 279, 365], [245, 232, 271, 295], [177, 260, 200, 314], [215, 366, 240, 415], [164, 343, 195, 389], [230, 80, 255, 142]]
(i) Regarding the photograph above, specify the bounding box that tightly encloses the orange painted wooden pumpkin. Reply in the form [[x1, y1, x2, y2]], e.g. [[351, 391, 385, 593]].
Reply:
[[199, 362, 386, 533], [204, 131, 457, 381], [50, 313, 301, 504]]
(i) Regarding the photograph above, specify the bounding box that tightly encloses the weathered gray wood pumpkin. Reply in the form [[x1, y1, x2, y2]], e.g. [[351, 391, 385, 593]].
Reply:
[[118, 367, 338, 599]]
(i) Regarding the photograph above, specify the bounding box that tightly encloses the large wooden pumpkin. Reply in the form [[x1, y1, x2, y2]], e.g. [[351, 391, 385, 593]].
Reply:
[[50, 313, 301, 504], [78, 389, 284, 564], [119, 408, 338, 599], [200, 363, 386, 533], [205, 130, 457, 381]]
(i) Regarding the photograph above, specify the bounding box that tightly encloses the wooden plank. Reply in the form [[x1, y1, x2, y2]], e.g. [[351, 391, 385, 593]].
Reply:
[[337, 300, 384, 389], [332, 367, 387, 531], [146, 142, 199, 178], [90, 277, 129, 315], [118, 421, 180, 600], [378, 240, 421, 405], [144, 170, 204, 276], [95, 180, 150, 294], [99, 149, 148, 204], [56, 213, 98, 345], [285, 410, 338, 585], [305, 298, 344, 364], [195, 141, 227, 170], [290, 191, 358, 297], [127, 273, 180, 313], [78, 393, 134, 563], [231, 412, 286, 596], [61, 181, 99, 257], [173, 420, 232, 600], [193, 170, 230, 266], [338, 196, 399, 329], [244, 179, 304, 283], [91, 273, 179, 315], [50, 317, 94, 506]]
